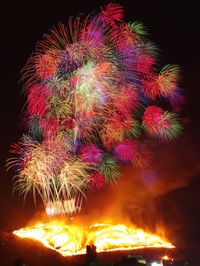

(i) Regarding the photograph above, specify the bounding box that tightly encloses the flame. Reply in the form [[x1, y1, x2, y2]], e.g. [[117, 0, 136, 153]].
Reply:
[[13, 221, 174, 256], [161, 255, 171, 260]]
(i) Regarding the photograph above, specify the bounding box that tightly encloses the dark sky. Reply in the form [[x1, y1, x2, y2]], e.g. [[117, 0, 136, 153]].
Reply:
[[1, 0, 200, 258]]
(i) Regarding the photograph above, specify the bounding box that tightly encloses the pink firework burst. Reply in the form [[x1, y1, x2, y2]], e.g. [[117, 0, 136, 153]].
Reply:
[[142, 106, 169, 136], [135, 54, 155, 74], [114, 139, 136, 162], [80, 143, 103, 165], [142, 106, 182, 140], [100, 3, 124, 27]]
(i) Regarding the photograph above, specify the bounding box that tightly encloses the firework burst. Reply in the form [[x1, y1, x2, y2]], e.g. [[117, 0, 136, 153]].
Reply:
[[8, 2, 184, 215]]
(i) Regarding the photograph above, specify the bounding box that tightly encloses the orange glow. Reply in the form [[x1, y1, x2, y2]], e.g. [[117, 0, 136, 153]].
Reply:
[[162, 255, 171, 260], [13, 221, 174, 256]]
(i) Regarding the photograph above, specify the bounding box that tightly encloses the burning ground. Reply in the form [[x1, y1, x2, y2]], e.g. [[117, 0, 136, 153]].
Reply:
[[13, 222, 174, 256]]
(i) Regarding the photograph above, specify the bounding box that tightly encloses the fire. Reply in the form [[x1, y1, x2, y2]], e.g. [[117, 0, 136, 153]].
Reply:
[[161, 255, 171, 260], [13, 221, 174, 256]]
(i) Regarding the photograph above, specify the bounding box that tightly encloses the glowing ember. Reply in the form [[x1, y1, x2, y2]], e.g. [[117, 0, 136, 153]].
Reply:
[[161, 255, 171, 260], [13, 222, 174, 256]]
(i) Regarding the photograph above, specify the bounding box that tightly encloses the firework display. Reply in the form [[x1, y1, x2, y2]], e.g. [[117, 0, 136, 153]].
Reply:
[[8, 3, 184, 215]]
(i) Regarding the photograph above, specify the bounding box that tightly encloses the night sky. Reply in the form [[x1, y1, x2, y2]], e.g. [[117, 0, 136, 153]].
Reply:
[[1, 0, 200, 261]]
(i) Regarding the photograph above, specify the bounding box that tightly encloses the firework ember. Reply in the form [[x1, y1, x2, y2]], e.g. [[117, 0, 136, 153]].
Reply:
[[13, 221, 174, 256], [8, 2, 184, 214]]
